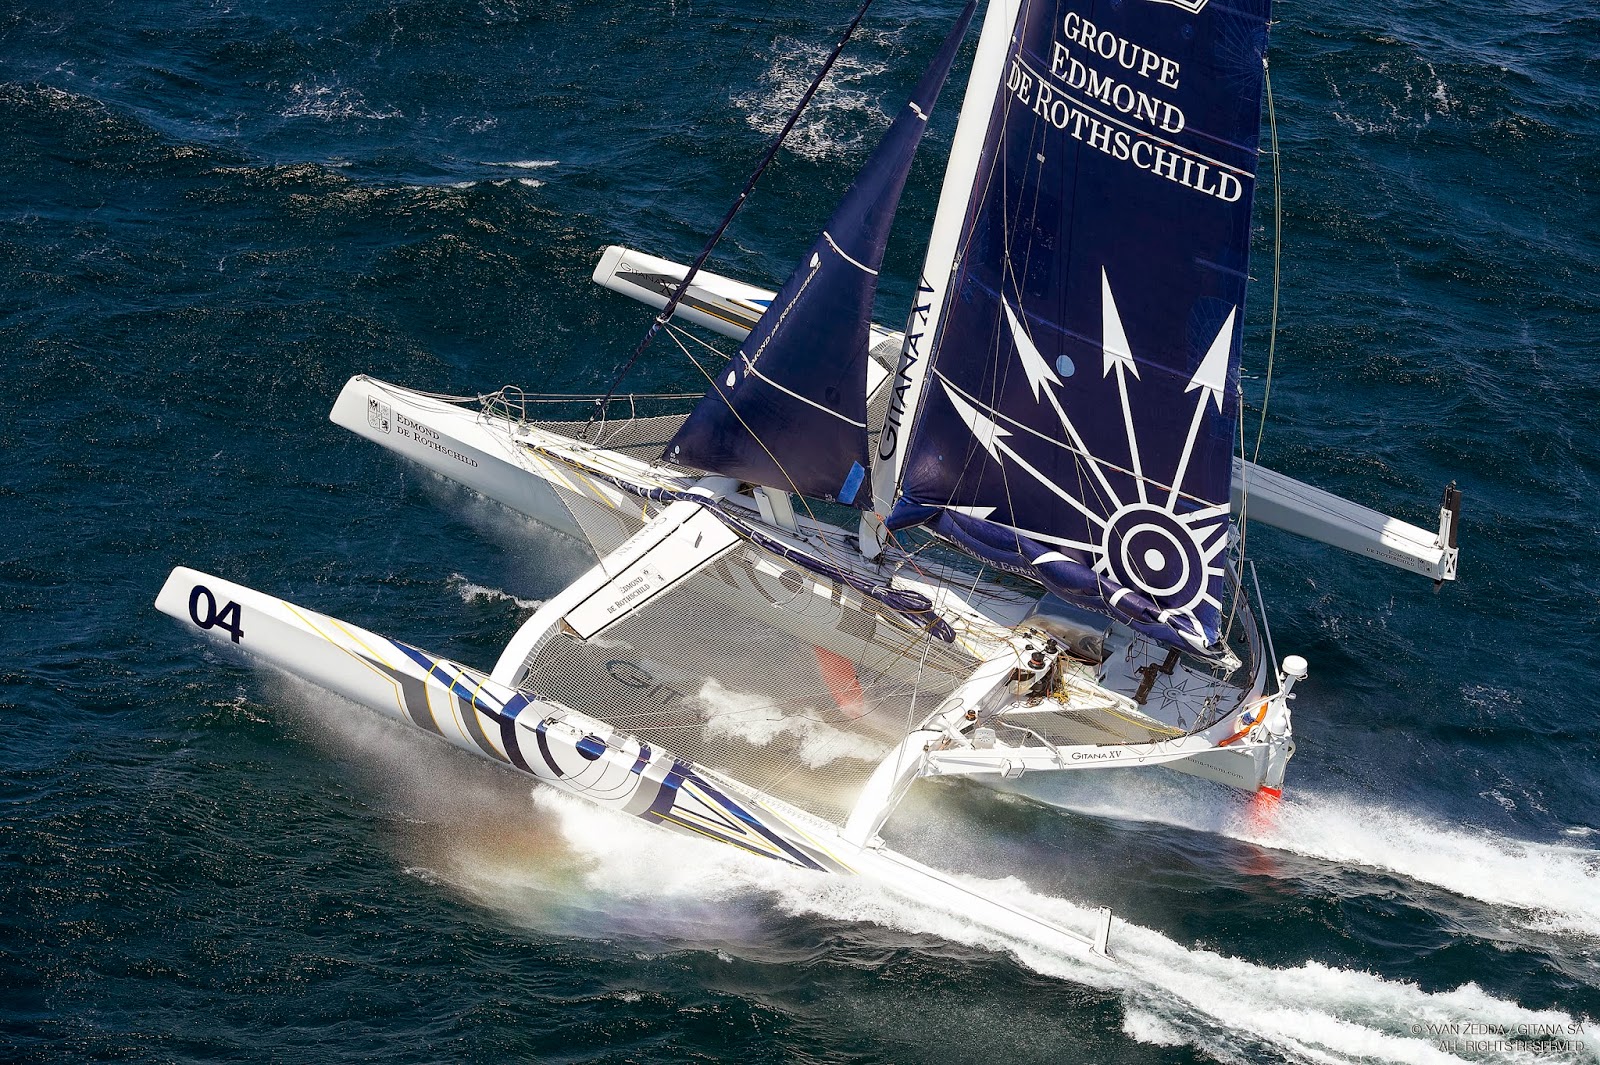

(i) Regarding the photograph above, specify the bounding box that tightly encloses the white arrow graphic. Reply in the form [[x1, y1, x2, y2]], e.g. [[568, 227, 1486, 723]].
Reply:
[[1168, 307, 1235, 507], [942, 383, 1107, 529], [1099, 270, 1147, 503], [1003, 299, 1121, 507]]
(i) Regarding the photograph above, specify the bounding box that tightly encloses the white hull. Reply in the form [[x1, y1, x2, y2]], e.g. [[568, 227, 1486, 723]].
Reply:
[[333, 380, 610, 546], [155, 566, 1114, 960], [158, 369, 1309, 971], [330, 374, 1293, 797]]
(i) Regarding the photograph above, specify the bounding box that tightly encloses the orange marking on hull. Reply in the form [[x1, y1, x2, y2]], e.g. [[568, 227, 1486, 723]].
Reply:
[[813, 646, 866, 720], [1245, 784, 1283, 836]]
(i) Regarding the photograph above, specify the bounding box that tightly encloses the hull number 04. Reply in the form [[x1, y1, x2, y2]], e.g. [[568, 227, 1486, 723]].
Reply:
[[189, 585, 245, 643]]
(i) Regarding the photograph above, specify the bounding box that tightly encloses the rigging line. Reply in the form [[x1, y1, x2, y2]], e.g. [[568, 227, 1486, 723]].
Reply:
[[957, 557, 998, 641], [1229, 58, 1282, 646], [841, 630, 942, 829], [843, 511, 929, 591], [508, 391, 704, 401], [383, 384, 695, 411], [897, 633, 938, 774], [1247, 58, 1283, 499], [1220, 504, 1245, 652], [588, 0, 881, 435], [666, 321, 732, 362], [882, 526, 958, 599], [1222, 59, 1281, 650]]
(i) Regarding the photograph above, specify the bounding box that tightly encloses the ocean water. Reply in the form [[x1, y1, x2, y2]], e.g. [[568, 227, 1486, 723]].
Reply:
[[3, 0, 1598, 1061]]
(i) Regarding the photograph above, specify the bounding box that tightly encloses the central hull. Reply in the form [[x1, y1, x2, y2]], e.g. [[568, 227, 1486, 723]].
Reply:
[[331, 375, 1290, 796]]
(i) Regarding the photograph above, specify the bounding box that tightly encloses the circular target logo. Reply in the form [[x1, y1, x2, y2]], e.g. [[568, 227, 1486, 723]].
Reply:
[[1100, 503, 1217, 612]]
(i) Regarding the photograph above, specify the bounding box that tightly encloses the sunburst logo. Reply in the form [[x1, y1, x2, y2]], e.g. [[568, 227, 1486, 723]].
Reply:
[[941, 268, 1233, 644]]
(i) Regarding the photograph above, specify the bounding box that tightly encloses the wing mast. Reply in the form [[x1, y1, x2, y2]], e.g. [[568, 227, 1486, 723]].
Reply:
[[863, 0, 1021, 553]]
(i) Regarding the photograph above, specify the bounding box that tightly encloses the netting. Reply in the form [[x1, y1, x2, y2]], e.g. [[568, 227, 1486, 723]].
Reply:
[[508, 415, 693, 557], [516, 541, 977, 825], [536, 413, 692, 465]]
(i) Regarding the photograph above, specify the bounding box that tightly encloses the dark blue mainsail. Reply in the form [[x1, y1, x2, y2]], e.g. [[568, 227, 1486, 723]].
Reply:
[[665, 1, 976, 506], [888, 0, 1270, 651]]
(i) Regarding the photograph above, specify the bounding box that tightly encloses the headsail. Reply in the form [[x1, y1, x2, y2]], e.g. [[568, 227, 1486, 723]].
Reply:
[[665, 2, 976, 506], [884, 0, 1271, 651]]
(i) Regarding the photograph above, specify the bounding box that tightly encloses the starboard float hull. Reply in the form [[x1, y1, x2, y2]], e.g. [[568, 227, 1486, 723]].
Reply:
[[154, 566, 1114, 959]]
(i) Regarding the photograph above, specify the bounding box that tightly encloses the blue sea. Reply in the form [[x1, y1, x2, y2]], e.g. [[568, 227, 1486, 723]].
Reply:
[[3, 0, 1597, 1061]]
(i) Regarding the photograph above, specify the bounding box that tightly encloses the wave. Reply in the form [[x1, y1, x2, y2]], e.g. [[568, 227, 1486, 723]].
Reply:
[[281, 82, 401, 121], [1327, 58, 1461, 136], [273, 680, 1593, 1062], [438, 789, 1593, 1065], [1018, 772, 1600, 938], [429, 177, 543, 189], [733, 38, 891, 161], [446, 573, 543, 612]]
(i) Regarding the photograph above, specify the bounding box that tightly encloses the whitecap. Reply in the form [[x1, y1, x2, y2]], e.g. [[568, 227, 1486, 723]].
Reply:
[[447, 572, 543, 611], [498, 791, 1595, 1065], [282, 82, 401, 121], [733, 39, 890, 161], [1021, 772, 1600, 938]]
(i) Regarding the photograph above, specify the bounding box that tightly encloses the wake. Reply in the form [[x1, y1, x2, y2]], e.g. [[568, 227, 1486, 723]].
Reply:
[[438, 790, 1594, 1065], [274, 681, 1596, 1064], [1020, 772, 1600, 938]]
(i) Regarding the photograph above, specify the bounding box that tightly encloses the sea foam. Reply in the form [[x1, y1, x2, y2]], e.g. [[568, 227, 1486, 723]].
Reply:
[[1021, 772, 1600, 938]]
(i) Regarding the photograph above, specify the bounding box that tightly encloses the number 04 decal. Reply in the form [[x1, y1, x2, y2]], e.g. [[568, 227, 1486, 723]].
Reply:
[[189, 585, 245, 643]]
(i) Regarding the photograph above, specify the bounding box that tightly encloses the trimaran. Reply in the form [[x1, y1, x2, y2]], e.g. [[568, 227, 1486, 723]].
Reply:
[[158, 0, 1461, 960]]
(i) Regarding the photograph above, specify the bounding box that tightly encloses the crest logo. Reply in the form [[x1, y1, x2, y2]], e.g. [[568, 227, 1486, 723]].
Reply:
[[1145, 0, 1208, 12], [367, 397, 393, 434]]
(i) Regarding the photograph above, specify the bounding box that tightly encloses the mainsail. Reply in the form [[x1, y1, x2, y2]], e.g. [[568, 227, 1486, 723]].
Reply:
[[882, 0, 1271, 651], [665, 2, 976, 506]]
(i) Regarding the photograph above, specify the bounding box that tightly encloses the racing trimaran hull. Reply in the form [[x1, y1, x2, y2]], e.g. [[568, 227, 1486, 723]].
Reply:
[[330, 372, 1296, 796], [155, 565, 1115, 960], [155, 0, 1463, 971]]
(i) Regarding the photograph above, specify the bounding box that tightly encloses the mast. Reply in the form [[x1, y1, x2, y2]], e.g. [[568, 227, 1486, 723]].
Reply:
[[864, 0, 1020, 553]]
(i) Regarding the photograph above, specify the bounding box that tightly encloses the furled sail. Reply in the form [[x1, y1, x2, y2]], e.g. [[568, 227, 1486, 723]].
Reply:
[[883, 0, 1271, 651], [664, 1, 976, 506]]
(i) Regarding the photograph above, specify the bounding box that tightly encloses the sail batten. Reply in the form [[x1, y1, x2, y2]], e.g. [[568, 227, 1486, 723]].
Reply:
[[886, 0, 1272, 652], [665, 2, 977, 505]]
